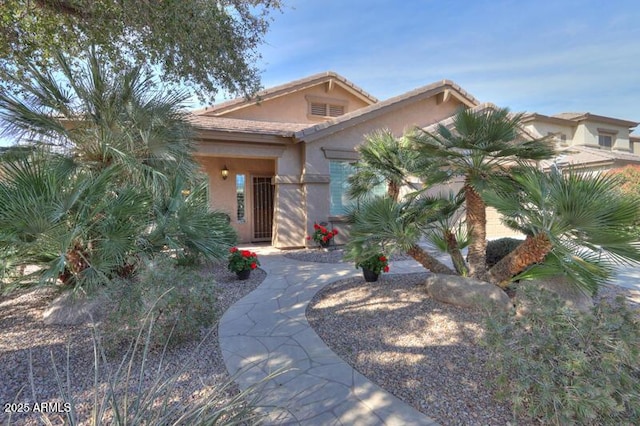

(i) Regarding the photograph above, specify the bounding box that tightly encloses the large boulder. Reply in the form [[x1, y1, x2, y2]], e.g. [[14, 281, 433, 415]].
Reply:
[[515, 276, 593, 314], [425, 274, 511, 311], [43, 290, 110, 326]]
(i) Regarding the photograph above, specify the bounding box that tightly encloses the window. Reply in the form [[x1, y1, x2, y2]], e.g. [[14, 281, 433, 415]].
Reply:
[[597, 128, 617, 149], [329, 161, 354, 215], [598, 134, 613, 148], [236, 174, 245, 223], [547, 132, 567, 146], [329, 161, 386, 216]]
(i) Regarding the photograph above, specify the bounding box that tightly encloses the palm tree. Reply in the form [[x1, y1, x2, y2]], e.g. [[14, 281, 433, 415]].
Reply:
[[0, 48, 198, 196], [407, 107, 555, 279], [0, 50, 237, 289], [345, 196, 458, 275], [347, 129, 418, 202], [485, 167, 640, 293], [0, 151, 151, 287]]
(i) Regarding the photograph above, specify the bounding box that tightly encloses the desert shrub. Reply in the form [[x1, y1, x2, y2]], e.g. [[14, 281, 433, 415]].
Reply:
[[483, 286, 640, 425], [485, 237, 523, 268], [102, 255, 218, 350], [12, 323, 267, 425]]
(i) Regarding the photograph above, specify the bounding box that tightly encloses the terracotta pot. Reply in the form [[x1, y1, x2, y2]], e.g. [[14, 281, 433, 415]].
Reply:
[[236, 269, 251, 280], [362, 268, 379, 282]]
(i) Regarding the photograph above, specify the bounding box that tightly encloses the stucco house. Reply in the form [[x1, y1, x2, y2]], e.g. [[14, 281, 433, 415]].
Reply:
[[191, 72, 479, 248], [522, 112, 640, 173], [190, 72, 640, 247]]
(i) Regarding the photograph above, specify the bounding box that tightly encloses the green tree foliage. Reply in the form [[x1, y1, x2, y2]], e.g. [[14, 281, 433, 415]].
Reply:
[[406, 107, 556, 279], [346, 129, 418, 201], [485, 167, 640, 293], [0, 50, 237, 289], [0, 0, 282, 102], [346, 107, 640, 294]]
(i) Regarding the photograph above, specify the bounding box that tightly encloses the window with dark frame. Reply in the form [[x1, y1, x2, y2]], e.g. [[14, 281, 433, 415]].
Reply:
[[598, 134, 613, 148]]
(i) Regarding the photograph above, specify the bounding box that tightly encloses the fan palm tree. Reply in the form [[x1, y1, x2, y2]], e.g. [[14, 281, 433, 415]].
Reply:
[[0, 151, 151, 288], [347, 129, 418, 202], [345, 195, 459, 275], [407, 106, 555, 279], [0, 48, 198, 196], [485, 167, 640, 293], [0, 50, 237, 289]]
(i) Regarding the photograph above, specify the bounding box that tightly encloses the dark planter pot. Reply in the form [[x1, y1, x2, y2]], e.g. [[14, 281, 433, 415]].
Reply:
[[362, 268, 379, 282], [236, 269, 251, 280], [319, 240, 331, 249]]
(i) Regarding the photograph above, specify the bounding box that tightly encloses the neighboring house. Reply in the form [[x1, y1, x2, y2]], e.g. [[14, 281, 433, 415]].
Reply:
[[190, 72, 640, 247], [522, 112, 640, 173]]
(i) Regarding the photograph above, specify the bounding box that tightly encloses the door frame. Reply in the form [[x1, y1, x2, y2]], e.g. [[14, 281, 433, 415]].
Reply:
[[250, 175, 274, 242]]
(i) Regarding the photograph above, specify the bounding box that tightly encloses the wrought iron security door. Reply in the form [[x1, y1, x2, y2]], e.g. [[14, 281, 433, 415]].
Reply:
[[252, 176, 274, 242]]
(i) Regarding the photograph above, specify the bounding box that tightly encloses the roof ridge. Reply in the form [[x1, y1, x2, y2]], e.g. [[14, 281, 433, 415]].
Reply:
[[193, 71, 378, 116], [294, 79, 480, 141]]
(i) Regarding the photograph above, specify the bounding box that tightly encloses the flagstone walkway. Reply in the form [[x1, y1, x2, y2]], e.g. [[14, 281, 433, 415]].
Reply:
[[218, 246, 438, 425]]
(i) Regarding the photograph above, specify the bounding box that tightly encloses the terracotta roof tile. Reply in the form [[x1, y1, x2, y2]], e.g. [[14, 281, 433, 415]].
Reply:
[[188, 115, 309, 136], [294, 80, 479, 141], [194, 71, 378, 116], [539, 145, 640, 169]]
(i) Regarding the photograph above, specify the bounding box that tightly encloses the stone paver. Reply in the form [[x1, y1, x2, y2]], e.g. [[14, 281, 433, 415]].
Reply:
[[220, 245, 640, 424], [219, 246, 438, 425]]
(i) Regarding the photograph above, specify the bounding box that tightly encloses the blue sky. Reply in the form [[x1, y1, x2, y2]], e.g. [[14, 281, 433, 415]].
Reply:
[[1, 0, 638, 147], [251, 0, 640, 125]]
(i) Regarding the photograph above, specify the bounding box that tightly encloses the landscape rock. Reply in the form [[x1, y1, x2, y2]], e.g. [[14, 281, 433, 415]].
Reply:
[[515, 276, 594, 313], [425, 274, 511, 311], [43, 290, 110, 325]]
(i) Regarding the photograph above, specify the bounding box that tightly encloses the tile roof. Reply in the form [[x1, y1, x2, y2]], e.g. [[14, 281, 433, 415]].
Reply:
[[194, 71, 378, 116], [539, 145, 640, 170], [552, 112, 587, 120], [188, 115, 308, 137], [552, 112, 638, 127], [294, 80, 479, 141]]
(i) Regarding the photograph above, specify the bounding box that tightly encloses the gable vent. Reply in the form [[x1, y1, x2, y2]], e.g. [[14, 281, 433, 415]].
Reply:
[[329, 104, 345, 117], [311, 102, 327, 116], [310, 102, 346, 117]]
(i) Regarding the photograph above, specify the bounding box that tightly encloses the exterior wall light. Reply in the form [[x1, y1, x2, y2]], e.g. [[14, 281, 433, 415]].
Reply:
[[221, 165, 229, 180]]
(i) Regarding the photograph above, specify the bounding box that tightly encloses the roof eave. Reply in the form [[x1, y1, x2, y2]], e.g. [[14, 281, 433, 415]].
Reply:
[[195, 128, 294, 145], [294, 81, 480, 143], [196, 71, 378, 117]]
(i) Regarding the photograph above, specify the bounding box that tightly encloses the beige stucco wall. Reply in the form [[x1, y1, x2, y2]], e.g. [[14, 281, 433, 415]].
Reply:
[[578, 121, 632, 151], [485, 207, 523, 239], [524, 122, 575, 146], [196, 155, 276, 244], [300, 96, 465, 244], [196, 138, 308, 248], [525, 119, 633, 152], [218, 84, 371, 123]]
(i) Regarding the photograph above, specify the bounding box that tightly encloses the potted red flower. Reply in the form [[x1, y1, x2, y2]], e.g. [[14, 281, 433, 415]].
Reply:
[[228, 247, 260, 280], [356, 253, 390, 282], [307, 223, 338, 248]]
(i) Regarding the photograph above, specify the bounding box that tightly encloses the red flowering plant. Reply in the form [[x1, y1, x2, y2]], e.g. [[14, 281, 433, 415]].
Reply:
[[227, 247, 260, 273], [307, 223, 338, 246], [356, 253, 390, 275]]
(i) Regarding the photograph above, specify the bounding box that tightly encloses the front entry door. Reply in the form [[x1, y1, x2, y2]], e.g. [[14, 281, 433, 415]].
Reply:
[[252, 176, 274, 242]]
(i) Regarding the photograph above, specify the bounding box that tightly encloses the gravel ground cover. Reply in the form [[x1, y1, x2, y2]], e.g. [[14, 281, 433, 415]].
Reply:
[[0, 263, 266, 425], [307, 271, 640, 426]]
